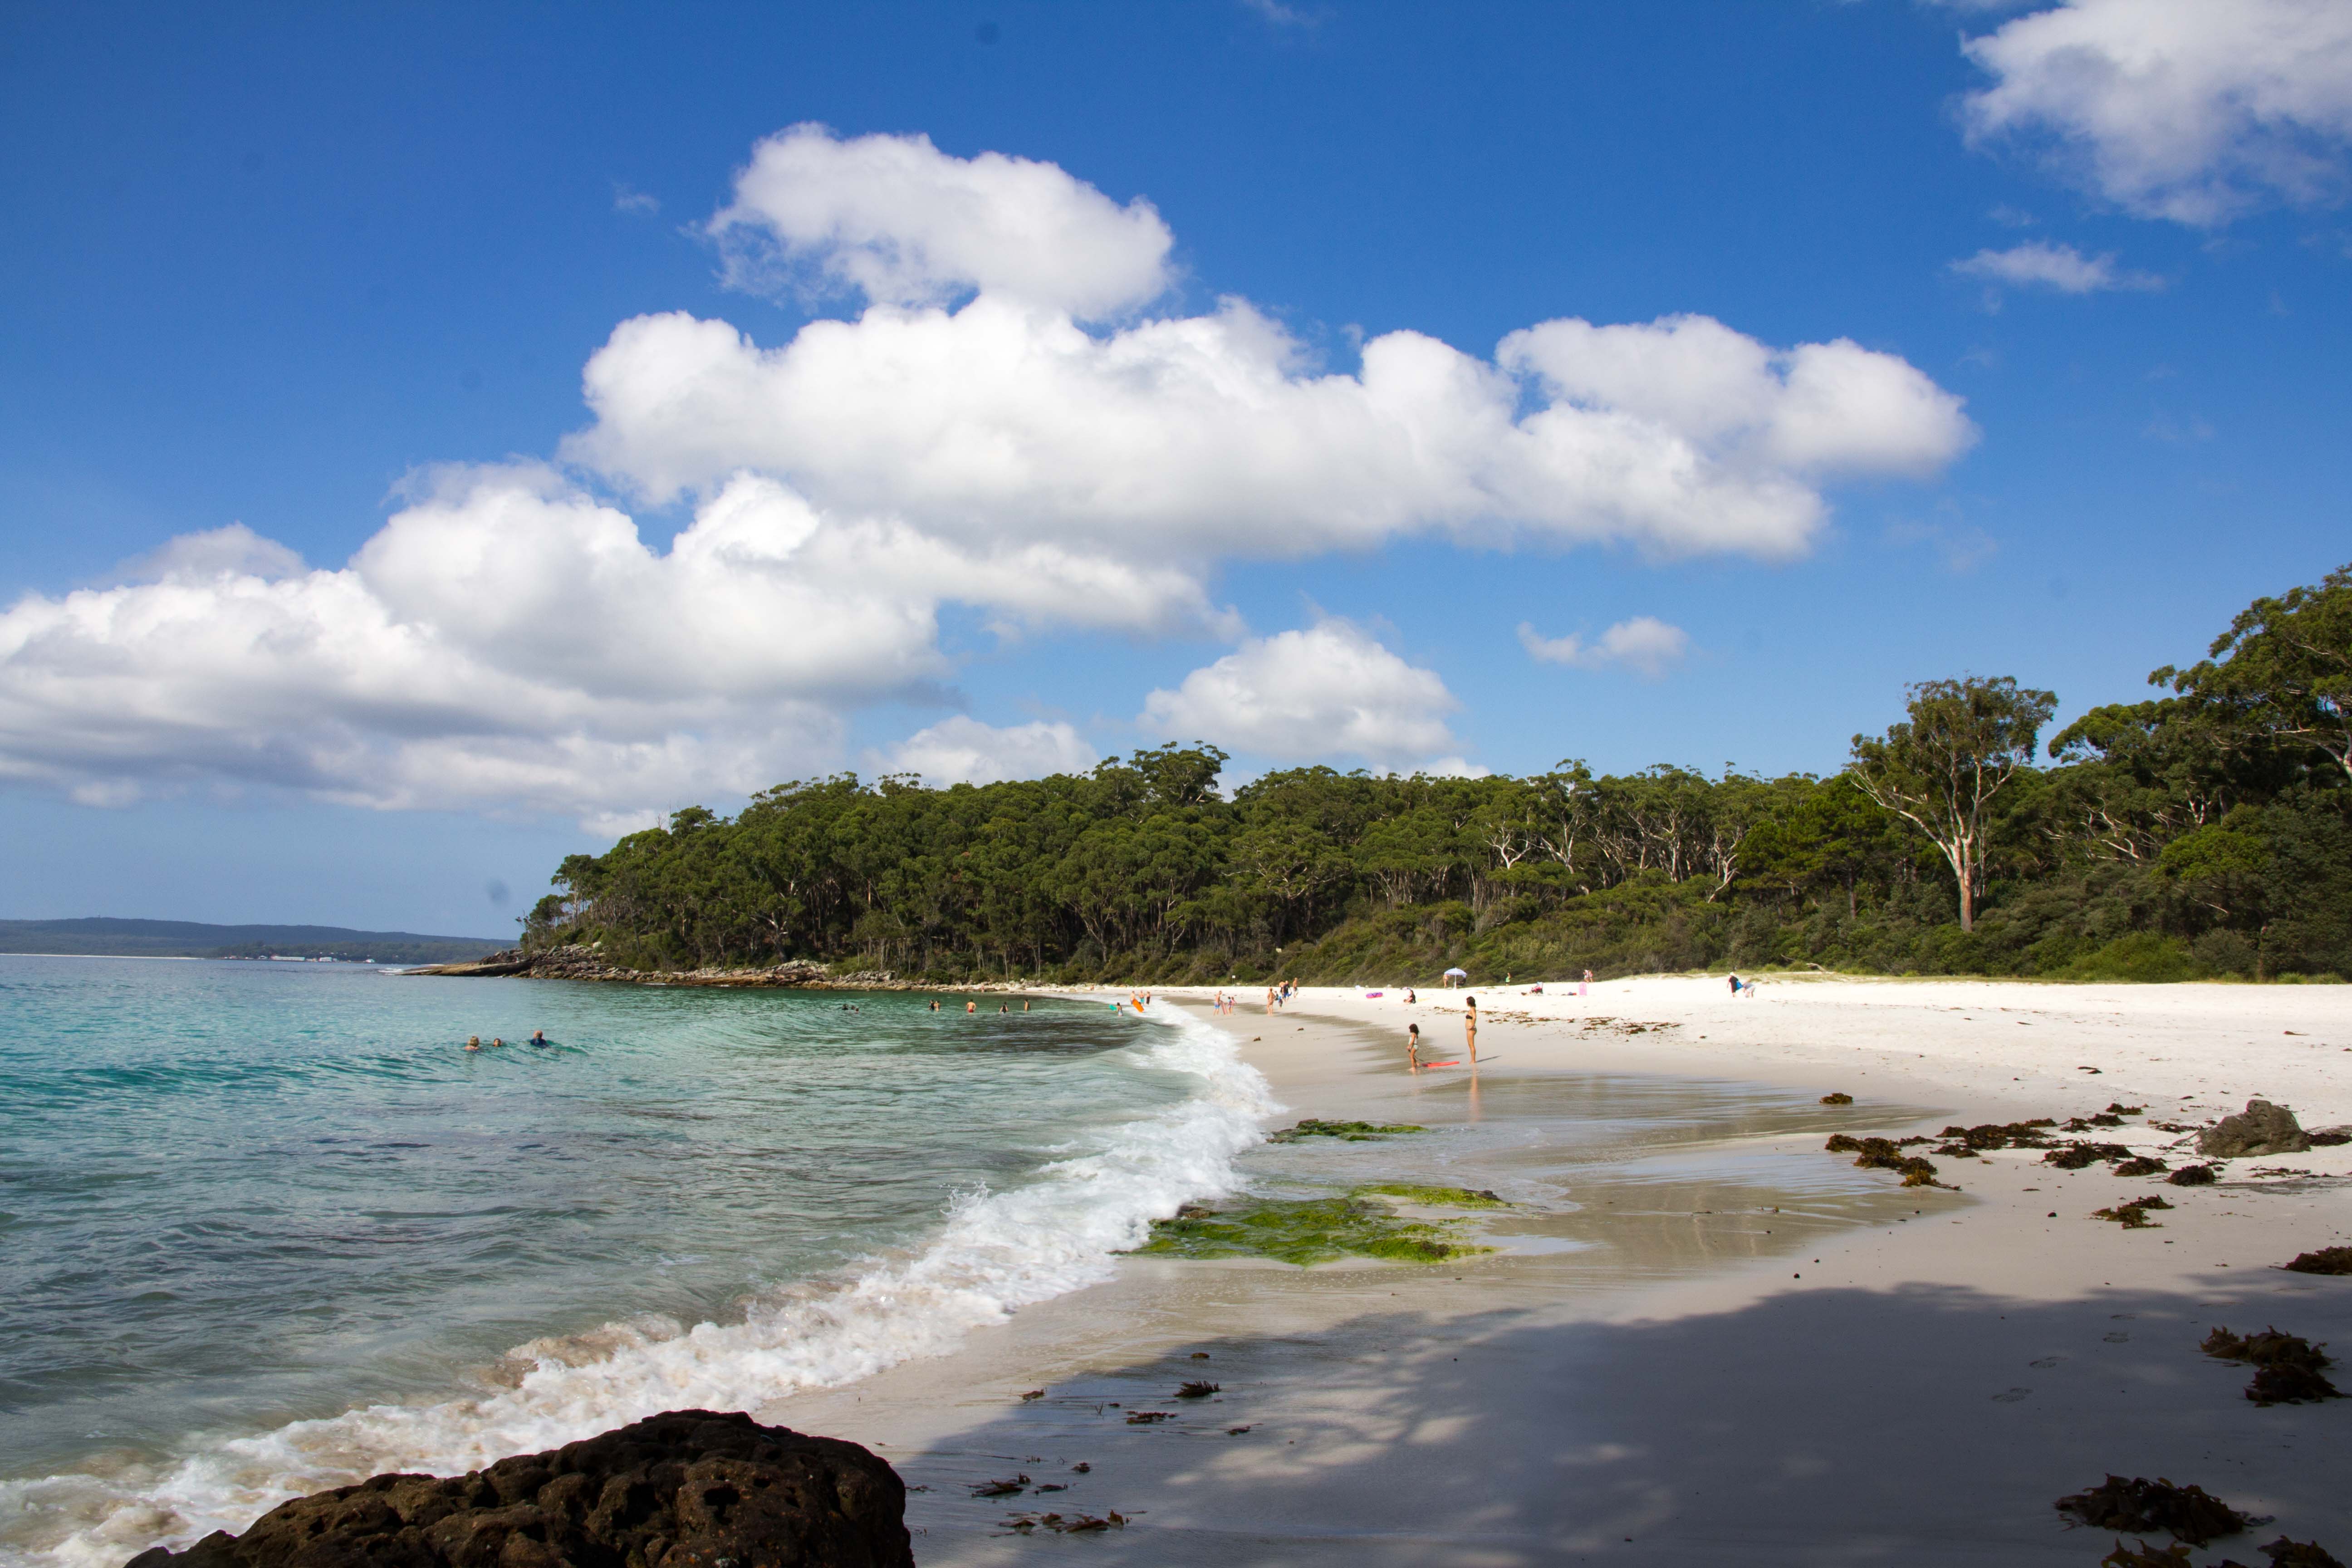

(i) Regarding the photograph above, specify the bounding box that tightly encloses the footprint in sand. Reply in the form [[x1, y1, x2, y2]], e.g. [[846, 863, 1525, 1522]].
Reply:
[[2029, 1357, 2063, 1368], [1991, 1387, 2033, 1402]]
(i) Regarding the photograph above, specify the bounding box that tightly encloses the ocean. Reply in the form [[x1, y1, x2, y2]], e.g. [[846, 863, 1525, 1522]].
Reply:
[[0, 956, 1269, 1568]]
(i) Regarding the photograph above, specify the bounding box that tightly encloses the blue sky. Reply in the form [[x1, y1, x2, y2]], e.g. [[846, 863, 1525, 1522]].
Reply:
[[3, 0, 2348, 936]]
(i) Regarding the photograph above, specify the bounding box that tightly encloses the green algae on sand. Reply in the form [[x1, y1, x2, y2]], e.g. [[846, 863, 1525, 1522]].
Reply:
[[1268, 1119, 1427, 1142], [1134, 1190, 1494, 1266], [1353, 1181, 1507, 1208]]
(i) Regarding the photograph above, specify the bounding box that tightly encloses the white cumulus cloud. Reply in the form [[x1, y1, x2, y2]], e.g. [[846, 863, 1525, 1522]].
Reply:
[[871, 715, 1098, 787], [1518, 616, 1690, 679], [1948, 240, 2162, 294], [2, 129, 1976, 823], [1962, 0, 2352, 226], [708, 124, 1175, 319], [1141, 622, 1461, 767]]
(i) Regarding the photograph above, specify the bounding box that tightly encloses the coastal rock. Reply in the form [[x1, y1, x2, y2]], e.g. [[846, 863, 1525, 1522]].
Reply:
[[124, 1410, 911, 1568], [406, 945, 895, 989], [2197, 1101, 2312, 1159]]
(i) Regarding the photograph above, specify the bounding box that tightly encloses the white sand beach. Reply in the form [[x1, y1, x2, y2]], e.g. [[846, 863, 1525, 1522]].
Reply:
[[770, 977, 2352, 1565]]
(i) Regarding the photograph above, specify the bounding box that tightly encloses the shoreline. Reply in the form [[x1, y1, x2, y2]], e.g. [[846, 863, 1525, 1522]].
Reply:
[[762, 977, 2352, 1564]]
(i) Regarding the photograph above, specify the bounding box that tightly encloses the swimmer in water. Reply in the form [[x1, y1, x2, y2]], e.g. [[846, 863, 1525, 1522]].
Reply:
[[529, 1029, 548, 1046], [967, 1000, 977, 1014], [489, 1037, 505, 1048], [465, 1036, 481, 1051]]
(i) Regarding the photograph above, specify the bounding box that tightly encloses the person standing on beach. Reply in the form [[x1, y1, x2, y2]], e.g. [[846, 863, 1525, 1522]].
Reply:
[[1581, 970, 1592, 997], [1728, 974, 1742, 996], [1406, 1022, 1422, 1070], [1463, 998, 1478, 1064]]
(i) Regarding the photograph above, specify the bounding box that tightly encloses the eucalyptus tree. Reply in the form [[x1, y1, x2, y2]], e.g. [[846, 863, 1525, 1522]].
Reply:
[[1849, 676, 2058, 931], [2155, 561, 2352, 787]]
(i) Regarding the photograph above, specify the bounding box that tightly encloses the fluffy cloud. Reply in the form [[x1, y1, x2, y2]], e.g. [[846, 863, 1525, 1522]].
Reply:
[[1962, 0, 2352, 226], [1947, 240, 2162, 294], [708, 124, 1174, 319], [1517, 616, 1690, 679], [0, 468, 1143, 820], [1140, 621, 1460, 767], [2, 130, 1975, 821], [568, 299, 1973, 568], [871, 715, 1098, 787]]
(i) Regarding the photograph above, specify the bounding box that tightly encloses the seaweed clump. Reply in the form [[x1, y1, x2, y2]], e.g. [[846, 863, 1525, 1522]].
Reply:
[[1938, 1119, 2059, 1152], [2168, 1164, 2220, 1186], [1819, 1092, 1854, 1105], [1269, 1119, 1426, 1142], [1005, 1511, 1127, 1535], [2242, 1539, 2349, 1568], [2092, 1197, 2173, 1228], [2048, 1142, 2136, 1170], [2115, 1156, 2171, 1177], [2204, 1325, 2343, 1406], [2113, 1540, 2352, 1568], [2104, 1544, 2195, 1568], [1825, 1135, 1951, 1188], [2283, 1246, 2352, 1276], [2057, 1475, 2252, 1545], [1134, 1193, 1492, 1266]]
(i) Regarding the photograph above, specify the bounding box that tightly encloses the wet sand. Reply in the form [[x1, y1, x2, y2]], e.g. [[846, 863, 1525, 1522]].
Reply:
[[770, 978, 2352, 1565]]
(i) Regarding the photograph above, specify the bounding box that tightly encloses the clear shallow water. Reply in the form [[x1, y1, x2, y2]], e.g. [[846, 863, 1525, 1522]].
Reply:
[[0, 958, 1269, 1568]]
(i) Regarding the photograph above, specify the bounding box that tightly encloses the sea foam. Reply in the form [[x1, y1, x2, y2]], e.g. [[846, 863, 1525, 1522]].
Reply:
[[5, 1002, 1272, 1568]]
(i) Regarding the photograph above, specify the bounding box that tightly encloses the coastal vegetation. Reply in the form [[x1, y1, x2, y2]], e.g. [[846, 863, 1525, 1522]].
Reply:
[[524, 564, 2352, 984]]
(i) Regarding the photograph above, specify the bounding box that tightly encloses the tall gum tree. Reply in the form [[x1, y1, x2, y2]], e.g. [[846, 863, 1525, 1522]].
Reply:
[[2155, 561, 2352, 788], [1848, 676, 2057, 932]]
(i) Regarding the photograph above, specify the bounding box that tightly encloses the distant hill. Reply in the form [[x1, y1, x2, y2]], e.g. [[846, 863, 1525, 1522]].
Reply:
[[0, 917, 509, 965]]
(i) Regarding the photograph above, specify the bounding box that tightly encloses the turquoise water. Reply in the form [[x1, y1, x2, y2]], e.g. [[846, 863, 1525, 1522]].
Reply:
[[0, 957, 1265, 1568]]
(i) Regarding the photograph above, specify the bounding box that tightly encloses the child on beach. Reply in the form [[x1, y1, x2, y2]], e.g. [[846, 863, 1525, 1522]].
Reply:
[[1463, 998, 1477, 1064], [1406, 1022, 1421, 1071]]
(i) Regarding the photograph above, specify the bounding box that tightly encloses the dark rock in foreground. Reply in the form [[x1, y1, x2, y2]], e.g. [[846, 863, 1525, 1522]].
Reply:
[[2198, 1100, 2312, 1159], [126, 1411, 911, 1568]]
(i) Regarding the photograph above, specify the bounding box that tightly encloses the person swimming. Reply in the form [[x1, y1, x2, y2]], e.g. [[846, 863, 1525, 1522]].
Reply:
[[488, 1037, 505, 1048], [529, 1029, 549, 1046], [464, 1036, 481, 1051]]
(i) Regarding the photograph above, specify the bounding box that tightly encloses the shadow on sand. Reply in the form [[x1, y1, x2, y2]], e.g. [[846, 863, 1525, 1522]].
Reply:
[[896, 1273, 2352, 1567]]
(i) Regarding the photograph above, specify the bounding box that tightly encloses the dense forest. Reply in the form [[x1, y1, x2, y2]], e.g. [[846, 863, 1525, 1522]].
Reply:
[[524, 564, 2352, 985]]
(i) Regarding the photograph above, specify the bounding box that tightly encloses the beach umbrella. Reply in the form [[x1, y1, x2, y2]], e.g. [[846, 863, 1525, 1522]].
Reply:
[[1442, 966, 1467, 980]]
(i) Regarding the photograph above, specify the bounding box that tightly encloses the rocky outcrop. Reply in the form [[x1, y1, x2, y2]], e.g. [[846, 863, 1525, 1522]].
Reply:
[[407, 946, 896, 989], [124, 1410, 911, 1568], [2197, 1099, 2313, 1159]]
